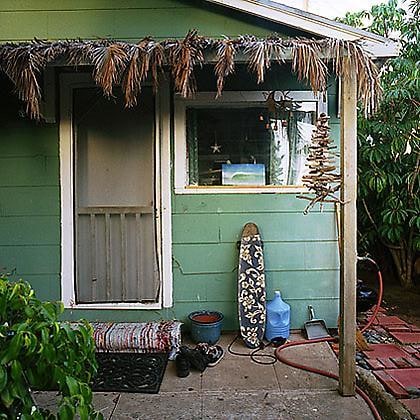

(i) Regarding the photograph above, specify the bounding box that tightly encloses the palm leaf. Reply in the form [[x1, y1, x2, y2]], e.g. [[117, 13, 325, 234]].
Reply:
[[214, 37, 236, 97], [0, 43, 45, 118], [327, 39, 381, 115], [244, 36, 285, 84], [122, 39, 151, 107], [90, 42, 128, 97], [168, 30, 205, 97], [291, 39, 327, 93], [149, 42, 164, 94]]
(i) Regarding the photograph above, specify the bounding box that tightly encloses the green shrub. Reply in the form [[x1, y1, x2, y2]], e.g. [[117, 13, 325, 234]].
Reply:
[[0, 276, 102, 419], [339, 0, 420, 288]]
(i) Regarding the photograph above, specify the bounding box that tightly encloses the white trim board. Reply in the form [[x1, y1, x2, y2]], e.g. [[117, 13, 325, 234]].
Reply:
[[204, 0, 398, 58], [59, 73, 172, 310], [174, 90, 326, 195]]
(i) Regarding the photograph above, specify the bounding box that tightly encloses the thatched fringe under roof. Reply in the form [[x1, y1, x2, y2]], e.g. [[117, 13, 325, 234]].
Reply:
[[0, 31, 381, 120]]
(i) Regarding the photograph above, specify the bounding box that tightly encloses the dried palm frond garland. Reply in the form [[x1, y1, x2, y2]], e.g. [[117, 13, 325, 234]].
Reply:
[[327, 39, 381, 116], [243, 36, 285, 84], [291, 39, 327, 93], [0, 33, 381, 119], [90, 42, 128, 97], [122, 39, 165, 107], [214, 37, 236, 97], [167, 30, 207, 98], [297, 113, 342, 215]]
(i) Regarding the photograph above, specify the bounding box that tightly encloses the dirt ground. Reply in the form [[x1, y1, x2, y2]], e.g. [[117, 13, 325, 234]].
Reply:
[[360, 264, 420, 327]]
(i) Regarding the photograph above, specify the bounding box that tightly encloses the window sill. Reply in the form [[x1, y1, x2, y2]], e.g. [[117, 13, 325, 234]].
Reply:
[[64, 302, 163, 310], [174, 186, 309, 194]]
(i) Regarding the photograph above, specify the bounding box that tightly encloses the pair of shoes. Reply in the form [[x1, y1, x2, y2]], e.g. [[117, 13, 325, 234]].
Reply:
[[196, 343, 224, 367], [175, 352, 190, 378], [180, 345, 209, 372]]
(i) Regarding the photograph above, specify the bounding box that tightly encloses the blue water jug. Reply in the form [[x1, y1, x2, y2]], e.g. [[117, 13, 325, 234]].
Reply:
[[265, 291, 290, 341]]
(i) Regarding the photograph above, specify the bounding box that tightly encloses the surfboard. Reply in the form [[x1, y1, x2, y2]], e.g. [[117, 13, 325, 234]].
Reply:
[[238, 222, 266, 349]]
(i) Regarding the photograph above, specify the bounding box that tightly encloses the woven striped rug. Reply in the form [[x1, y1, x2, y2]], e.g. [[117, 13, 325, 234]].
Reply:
[[92, 321, 182, 360]]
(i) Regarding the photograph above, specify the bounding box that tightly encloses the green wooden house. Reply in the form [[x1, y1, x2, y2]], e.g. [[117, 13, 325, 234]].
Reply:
[[0, 0, 395, 334]]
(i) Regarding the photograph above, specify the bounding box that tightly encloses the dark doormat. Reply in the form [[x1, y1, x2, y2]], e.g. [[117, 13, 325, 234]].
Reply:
[[92, 352, 169, 393]]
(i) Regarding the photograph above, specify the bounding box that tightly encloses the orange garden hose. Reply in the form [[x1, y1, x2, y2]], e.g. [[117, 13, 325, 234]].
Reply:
[[359, 256, 383, 334], [275, 257, 384, 420]]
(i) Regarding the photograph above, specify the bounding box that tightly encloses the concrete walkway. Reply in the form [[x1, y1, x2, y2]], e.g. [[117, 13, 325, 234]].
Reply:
[[35, 333, 375, 419]]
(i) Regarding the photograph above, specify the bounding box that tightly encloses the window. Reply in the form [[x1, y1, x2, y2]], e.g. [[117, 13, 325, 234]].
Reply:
[[175, 91, 327, 193]]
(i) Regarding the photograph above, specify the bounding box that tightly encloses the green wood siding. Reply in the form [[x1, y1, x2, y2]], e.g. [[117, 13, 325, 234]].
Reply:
[[171, 195, 340, 329], [0, 82, 61, 302], [0, 0, 306, 42], [0, 0, 340, 331]]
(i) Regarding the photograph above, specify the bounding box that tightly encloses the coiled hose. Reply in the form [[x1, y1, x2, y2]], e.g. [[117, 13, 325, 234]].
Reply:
[[275, 256, 384, 420]]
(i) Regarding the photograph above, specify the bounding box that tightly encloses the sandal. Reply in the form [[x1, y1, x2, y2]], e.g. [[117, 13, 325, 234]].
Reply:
[[196, 343, 224, 367]]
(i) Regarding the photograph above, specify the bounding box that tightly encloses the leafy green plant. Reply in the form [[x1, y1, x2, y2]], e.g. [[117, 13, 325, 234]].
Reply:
[[0, 277, 102, 419], [340, 0, 420, 288]]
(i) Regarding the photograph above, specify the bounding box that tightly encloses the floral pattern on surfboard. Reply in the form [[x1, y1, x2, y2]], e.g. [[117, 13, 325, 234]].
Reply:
[[238, 224, 266, 349]]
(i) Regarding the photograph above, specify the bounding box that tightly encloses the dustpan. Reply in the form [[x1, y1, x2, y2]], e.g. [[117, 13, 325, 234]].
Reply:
[[304, 305, 330, 340]]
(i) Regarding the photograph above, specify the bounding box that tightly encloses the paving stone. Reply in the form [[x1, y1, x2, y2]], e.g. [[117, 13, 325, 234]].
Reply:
[[32, 391, 118, 418], [403, 345, 418, 355], [32, 391, 58, 412], [160, 360, 201, 393], [389, 332, 420, 345], [276, 341, 338, 370], [376, 315, 407, 326], [373, 371, 409, 399], [403, 356, 420, 368], [201, 351, 279, 391], [385, 368, 420, 390], [390, 357, 412, 369], [365, 358, 385, 370], [372, 326, 388, 335], [201, 390, 374, 419], [386, 326, 411, 333], [93, 392, 121, 418], [400, 398, 420, 419], [113, 392, 202, 419], [404, 324, 420, 332], [274, 342, 338, 391], [362, 344, 408, 359], [377, 357, 397, 369], [274, 363, 338, 391]]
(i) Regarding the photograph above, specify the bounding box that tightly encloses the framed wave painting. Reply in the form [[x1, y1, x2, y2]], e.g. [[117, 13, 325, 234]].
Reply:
[[222, 164, 266, 186]]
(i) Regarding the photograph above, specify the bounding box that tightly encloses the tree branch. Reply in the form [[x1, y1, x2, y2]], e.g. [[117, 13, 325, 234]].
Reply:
[[361, 198, 403, 250], [408, 152, 420, 198]]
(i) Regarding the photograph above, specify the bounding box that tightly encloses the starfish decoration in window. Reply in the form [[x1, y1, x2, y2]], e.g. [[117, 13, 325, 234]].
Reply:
[[210, 140, 222, 153]]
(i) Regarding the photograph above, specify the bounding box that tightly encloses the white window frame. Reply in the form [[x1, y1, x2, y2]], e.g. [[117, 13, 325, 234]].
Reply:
[[174, 90, 327, 194], [59, 73, 172, 309]]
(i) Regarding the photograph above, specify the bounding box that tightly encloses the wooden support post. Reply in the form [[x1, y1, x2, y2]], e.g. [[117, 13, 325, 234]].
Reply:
[[339, 58, 358, 396]]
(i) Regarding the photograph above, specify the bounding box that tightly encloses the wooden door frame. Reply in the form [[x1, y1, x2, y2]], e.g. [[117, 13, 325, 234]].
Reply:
[[59, 73, 172, 309]]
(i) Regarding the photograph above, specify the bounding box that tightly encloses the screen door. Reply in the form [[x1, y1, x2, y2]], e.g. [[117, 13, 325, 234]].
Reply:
[[74, 87, 159, 303]]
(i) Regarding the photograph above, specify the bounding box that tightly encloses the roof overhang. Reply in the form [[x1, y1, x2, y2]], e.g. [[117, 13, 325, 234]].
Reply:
[[204, 0, 399, 58]]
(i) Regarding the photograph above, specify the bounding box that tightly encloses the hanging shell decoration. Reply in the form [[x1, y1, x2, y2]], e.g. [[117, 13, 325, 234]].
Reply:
[[298, 113, 342, 214]]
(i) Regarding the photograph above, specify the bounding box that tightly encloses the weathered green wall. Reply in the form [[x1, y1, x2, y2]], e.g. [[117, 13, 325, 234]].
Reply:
[[0, 0, 307, 42], [0, 78, 61, 302], [170, 70, 341, 329], [0, 0, 340, 330]]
